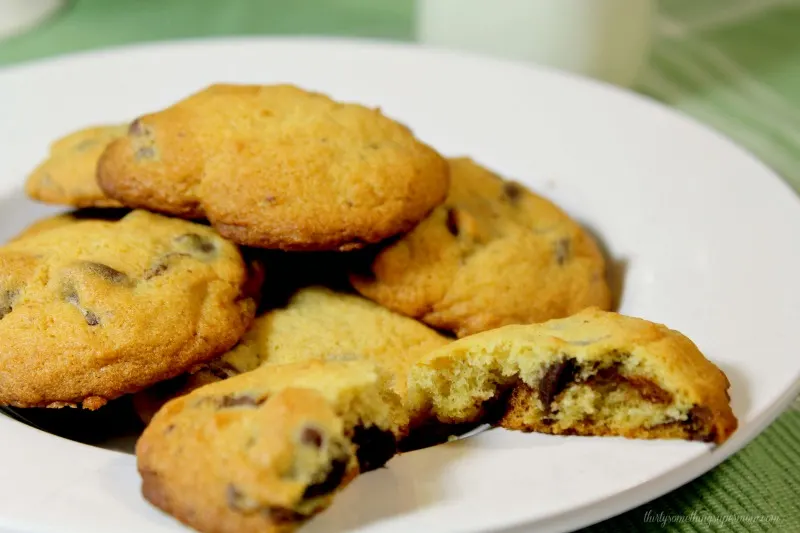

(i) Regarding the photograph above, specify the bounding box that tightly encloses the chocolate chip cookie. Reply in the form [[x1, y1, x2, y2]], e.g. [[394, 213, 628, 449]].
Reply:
[[219, 286, 451, 398], [137, 360, 406, 533], [25, 125, 127, 208], [0, 210, 260, 409], [97, 84, 449, 251], [407, 307, 737, 444], [350, 157, 611, 337], [133, 286, 450, 423]]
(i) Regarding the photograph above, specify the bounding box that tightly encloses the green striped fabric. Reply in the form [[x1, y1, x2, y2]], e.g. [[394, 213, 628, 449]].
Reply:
[[0, 1, 799, 531], [640, 0, 800, 194]]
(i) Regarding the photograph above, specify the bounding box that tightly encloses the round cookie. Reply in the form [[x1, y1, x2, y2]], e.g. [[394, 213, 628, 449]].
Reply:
[[133, 286, 451, 423], [137, 360, 406, 533], [26, 125, 127, 208], [350, 157, 612, 337], [97, 84, 450, 251], [219, 286, 451, 399], [407, 308, 737, 444], [0, 210, 260, 409]]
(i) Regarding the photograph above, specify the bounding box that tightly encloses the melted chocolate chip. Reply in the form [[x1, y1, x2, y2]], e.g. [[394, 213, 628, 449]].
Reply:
[[445, 208, 460, 237], [219, 395, 262, 408], [626, 376, 673, 404], [503, 182, 523, 202], [685, 406, 716, 442], [81, 262, 131, 285], [352, 425, 397, 472], [302, 458, 348, 499], [554, 238, 571, 266], [299, 426, 325, 449], [538, 358, 577, 413], [588, 364, 673, 405], [175, 233, 217, 254]]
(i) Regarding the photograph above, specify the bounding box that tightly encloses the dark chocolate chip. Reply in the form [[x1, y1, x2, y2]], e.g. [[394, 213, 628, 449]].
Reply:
[[554, 238, 571, 266], [686, 405, 716, 442], [61, 284, 101, 326], [445, 208, 460, 237], [128, 119, 145, 136], [143, 252, 192, 279], [482, 386, 515, 425], [175, 233, 217, 254], [143, 263, 168, 280], [351, 425, 397, 472], [81, 262, 131, 285], [83, 310, 101, 327], [299, 426, 325, 449], [503, 182, 523, 202], [0, 289, 19, 320], [538, 358, 577, 413], [302, 458, 348, 499], [135, 146, 156, 160], [219, 395, 262, 408]]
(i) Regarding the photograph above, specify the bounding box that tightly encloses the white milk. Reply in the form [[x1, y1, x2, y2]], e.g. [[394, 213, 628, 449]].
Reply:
[[0, 0, 65, 40], [416, 0, 655, 87]]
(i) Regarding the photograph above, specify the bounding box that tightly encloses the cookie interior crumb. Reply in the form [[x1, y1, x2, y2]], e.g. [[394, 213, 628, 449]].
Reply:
[[407, 310, 736, 444]]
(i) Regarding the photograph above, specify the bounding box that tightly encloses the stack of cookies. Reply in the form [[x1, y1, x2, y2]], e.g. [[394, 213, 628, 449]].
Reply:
[[2, 84, 737, 533]]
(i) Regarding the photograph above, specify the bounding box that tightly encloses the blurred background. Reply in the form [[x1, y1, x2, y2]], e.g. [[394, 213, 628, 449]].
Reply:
[[1, 1, 799, 532], [2, 0, 799, 193]]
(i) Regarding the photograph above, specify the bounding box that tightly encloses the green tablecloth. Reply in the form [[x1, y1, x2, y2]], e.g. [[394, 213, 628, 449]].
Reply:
[[1, 1, 798, 531]]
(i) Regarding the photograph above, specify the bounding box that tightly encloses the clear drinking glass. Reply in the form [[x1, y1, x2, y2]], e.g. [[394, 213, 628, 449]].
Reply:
[[416, 0, 655, 87]]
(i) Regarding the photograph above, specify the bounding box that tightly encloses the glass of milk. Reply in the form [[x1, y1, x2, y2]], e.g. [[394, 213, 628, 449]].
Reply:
[[0, 0, 65, 40], [416, 0, 655, 87]]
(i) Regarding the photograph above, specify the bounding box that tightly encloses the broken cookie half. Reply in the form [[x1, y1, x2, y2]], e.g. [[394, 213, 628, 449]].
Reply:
[[406, 308, 737, 444], [137, 360, 407, 533]]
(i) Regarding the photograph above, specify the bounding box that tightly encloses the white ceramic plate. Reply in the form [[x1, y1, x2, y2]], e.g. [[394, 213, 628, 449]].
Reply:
[[1, 38, 799, 533]]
